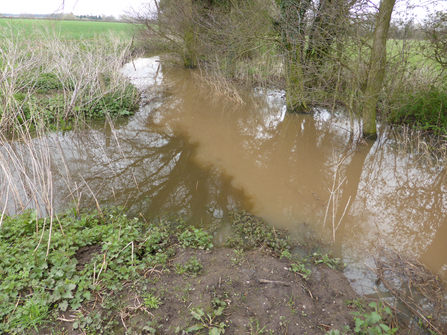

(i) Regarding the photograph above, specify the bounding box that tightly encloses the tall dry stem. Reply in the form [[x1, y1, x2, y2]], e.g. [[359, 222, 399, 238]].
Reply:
[[0, 23, 138, 221]]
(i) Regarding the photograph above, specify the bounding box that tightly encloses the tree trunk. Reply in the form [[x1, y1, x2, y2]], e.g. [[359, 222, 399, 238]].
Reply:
[[276, 0, 310, 113], [183, 26, 197, 68], [183, 0, 198, 68], [285, 44, 307, 112], [362, 0, 396, 138], [306, 0, 334, 64]]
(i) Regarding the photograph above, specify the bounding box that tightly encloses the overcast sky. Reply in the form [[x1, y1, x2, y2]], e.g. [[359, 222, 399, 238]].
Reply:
[[0, 0, 445, 21], [0, 0, 145, 17]]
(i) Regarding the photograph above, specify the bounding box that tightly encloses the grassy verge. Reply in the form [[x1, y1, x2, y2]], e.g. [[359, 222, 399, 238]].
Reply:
[[388, 86, 447, 136], [0, 23, 139, 134]]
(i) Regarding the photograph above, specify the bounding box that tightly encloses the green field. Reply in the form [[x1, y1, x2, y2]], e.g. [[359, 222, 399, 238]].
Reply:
[[0, 18, 134, 39]]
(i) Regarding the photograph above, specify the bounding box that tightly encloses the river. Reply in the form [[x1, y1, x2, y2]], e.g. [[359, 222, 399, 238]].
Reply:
[[2, 57, 446, 295]]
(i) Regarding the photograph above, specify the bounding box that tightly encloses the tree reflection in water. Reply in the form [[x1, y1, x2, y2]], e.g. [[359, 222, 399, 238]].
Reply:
[[2, 58, 447, 294]]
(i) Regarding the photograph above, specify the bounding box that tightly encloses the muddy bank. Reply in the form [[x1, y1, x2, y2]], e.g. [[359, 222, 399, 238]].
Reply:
[[3, 208, 444, 334], [55, 247, 362, 335]]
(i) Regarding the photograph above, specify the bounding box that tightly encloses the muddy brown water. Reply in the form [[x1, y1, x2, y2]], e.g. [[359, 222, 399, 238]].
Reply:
[[3, 57, 447, 295]]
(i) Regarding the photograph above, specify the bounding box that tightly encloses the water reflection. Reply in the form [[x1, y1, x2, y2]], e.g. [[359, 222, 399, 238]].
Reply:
[[48, 119, 251, 228], [134, 59, 447, 293], [2, 57, 447, 295]]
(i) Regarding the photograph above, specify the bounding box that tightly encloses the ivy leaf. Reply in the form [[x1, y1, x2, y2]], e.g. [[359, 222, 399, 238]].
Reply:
[[380, 324, 391, 332], [369, 312, 382, 324], [368, 302, 377, 309], [67, 283, 77, 291], [54, 269, 64, 278], [354, 318, 365, 331]]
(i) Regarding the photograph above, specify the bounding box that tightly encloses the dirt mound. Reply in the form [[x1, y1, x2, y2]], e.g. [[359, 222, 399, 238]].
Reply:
[[101, 247, 359, 334]]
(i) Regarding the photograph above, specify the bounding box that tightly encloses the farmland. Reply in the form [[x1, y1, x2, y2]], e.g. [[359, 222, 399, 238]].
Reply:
[[0, 18, 134, 39]]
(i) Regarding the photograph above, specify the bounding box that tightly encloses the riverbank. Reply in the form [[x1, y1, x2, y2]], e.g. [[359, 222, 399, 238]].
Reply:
[[0, 208, 400, 334], [0, 24, 139, 135]]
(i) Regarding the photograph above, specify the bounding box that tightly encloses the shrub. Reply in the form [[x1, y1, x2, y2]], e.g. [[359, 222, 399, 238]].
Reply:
[[390, 87, 447, 135]]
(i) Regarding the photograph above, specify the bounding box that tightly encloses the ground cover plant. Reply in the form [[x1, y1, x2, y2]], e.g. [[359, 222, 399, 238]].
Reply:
[[0, 207, 213, 333], [0, 208, 394, 334], [389, 86, 447, 135]]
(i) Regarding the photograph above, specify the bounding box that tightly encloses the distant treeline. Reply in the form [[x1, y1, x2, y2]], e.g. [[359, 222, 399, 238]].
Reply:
[[0, 13, 119, 21]]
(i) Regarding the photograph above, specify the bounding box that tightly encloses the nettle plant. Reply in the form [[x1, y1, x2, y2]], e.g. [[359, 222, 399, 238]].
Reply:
[[327, 301, 398, 335], [0, 207, 214, 333]]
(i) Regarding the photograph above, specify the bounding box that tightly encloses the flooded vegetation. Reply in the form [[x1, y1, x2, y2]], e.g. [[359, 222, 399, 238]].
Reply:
[[97, 59, 447, 291], [3, 1, 447, 332], [4, 57, 447, 297]]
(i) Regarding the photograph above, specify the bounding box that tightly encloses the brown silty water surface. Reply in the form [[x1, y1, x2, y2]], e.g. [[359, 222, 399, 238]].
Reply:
[[2, 57, 447, 294]]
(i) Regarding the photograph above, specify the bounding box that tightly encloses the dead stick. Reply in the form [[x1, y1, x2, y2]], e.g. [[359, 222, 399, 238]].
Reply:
[[258, 279, 290, 286]]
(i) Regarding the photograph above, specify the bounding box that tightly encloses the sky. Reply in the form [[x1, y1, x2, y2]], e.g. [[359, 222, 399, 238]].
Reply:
[[0, 0, 445, 21], [0, 0, 146, 17]]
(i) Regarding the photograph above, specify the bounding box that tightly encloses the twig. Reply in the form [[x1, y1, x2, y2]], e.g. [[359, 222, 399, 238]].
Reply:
[[258, 279, 290, 286]]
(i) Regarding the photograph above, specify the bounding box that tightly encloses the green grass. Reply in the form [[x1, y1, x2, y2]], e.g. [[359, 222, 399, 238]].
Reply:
[[0, 22, 140, 133], [0, 18, 134, 39], [389, 86, 447, 135], [387, 39, 435, 67]]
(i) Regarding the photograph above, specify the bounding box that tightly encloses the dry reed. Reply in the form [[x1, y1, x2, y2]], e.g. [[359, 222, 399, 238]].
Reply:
[[391, 125, 447, 168], [374, 248, 447, 334], [0, 23, 138, 223], [192, 69, 245, 105], [323, 152, 352, 243]]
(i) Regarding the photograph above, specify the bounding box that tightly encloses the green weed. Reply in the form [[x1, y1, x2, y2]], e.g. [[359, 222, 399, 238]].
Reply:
[[175, 256, 203, 275], [143, 293, 162, 309], [143, 320, 161, 334], [230, 249, 246, 266], [390, 87, 447, 135], [0, 207, 214, 333], [225, 211, 291, 255], [312, 252, 343, 269], [344, 298, 367, 312], [289, 262, 311, 280], [184, 256, 203, 274], [328, 301, 398, 335], [7, 289, 50, 332], [352, 302, 398, 334], [184, 307, 227, 334], [246, 317, 268, 334], [179, 227, 214, 250]]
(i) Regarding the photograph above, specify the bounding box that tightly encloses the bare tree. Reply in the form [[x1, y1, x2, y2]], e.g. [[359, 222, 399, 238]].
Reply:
[[275, 0, 310, 112], [362, 0, 396, 138], [422, 11, 447, 69]]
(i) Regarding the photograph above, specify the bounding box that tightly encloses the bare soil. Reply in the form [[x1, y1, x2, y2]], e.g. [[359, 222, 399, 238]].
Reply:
[[51, 246, 362, 335]]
